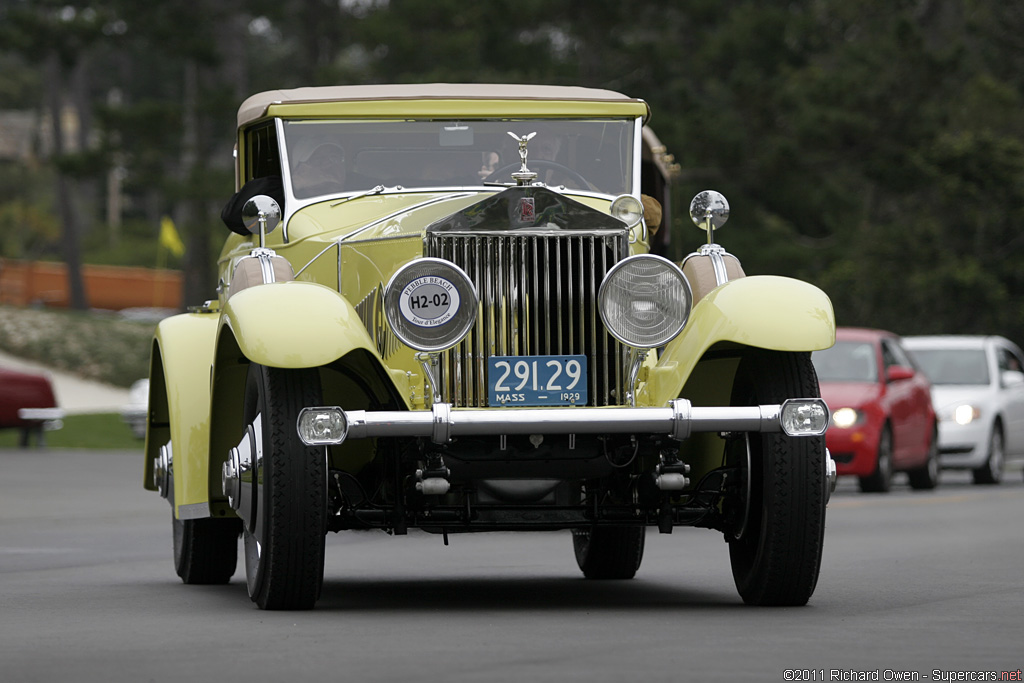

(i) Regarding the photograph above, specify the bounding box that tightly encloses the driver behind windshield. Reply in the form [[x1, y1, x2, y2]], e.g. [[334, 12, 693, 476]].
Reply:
[[291, 143, 347, 198], [530, 134, 566, 185]]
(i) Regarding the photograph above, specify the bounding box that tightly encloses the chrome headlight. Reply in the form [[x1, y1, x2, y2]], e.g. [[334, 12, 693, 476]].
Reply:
[[384, 257, 478, 352], [598, 254, 692, 348]]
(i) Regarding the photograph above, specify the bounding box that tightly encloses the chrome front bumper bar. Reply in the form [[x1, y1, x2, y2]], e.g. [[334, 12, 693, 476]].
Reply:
[[296, 397, 829, 446]]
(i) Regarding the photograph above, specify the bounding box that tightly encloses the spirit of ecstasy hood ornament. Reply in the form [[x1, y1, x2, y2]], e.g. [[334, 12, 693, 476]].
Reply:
[[507, 131, 538, 186]]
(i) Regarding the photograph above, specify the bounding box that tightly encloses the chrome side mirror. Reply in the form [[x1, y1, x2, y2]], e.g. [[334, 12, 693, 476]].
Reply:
[[241, 195, 282, 248], [689, 190, 730, 245]]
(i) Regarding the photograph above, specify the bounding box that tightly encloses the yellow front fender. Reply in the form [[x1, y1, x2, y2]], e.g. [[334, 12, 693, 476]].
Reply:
[[207, 281, 402, 500], [143, 312, 218, 521], [640, 275, 835, 406], [219, 280, 376, 368]]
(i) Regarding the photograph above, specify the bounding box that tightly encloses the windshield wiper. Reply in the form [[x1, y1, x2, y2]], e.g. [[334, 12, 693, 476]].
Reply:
[[330, 184, 404, 207]]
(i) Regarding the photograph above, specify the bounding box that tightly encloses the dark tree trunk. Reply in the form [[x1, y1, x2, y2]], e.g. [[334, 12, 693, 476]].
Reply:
[[46, 53, 88, 311], [175, 59, 202, 309]]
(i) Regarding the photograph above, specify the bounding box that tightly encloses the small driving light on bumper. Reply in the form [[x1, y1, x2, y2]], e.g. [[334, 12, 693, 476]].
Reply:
[[297, 407, 348, 446], [780, 399, 829, 436]]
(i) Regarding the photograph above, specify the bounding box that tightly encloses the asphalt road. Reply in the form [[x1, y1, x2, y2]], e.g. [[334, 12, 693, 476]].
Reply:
[[2, 448, 1021, 683]]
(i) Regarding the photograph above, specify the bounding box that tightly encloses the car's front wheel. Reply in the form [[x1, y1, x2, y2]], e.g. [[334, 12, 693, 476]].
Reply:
[[972, 425, 1004, 485], [572, 526, 645, 579], [907, 424, 940, 490], [859, 425, 893, 493], [727, 350, 827, 606], [242, 363, 326, 610]]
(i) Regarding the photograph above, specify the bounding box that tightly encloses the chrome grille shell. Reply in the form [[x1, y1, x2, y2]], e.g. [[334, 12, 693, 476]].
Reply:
[[425, 227, 629, 407]]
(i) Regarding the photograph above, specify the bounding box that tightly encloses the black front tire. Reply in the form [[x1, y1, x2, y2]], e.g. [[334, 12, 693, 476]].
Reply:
[[907, 424, 940, 490], [972, 426, 1004, 485], [727, 351, 827, 606], [173, 515, 240, 584], [859, 425, 894, 493], [860, 423, 892, 493], [242, 363, 326, 610], [572, 526, 645, 580]]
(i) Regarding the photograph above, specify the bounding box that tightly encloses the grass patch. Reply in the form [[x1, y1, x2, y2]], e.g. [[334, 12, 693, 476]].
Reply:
[[0, 412, 143, 450]]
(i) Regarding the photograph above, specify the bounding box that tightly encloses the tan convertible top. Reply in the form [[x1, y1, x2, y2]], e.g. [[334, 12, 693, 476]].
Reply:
[[237, 83, 650, 128]]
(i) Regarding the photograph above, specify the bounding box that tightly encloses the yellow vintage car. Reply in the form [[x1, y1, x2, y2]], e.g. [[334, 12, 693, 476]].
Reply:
[[143, 84, 836, 610]]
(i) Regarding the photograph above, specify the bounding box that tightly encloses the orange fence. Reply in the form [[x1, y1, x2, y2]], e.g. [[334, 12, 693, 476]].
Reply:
[[0, 259, 182, 310]]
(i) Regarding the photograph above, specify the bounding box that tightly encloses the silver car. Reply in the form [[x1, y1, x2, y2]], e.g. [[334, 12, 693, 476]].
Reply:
[[902, 335, 1024, 484]]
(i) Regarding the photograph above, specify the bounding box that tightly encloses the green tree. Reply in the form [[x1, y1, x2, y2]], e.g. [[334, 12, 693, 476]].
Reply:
[[4, 0, 1024, 345], [0, 0, 114, 309]]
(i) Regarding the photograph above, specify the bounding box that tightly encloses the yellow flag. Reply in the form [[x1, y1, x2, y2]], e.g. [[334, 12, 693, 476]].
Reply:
[[159, 216, 185, 257]]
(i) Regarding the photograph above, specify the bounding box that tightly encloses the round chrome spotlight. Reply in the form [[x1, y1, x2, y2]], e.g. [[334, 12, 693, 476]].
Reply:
[[610, 194, 643, 228], [598, 254, 692, 348], [384, 257, 478, 352]]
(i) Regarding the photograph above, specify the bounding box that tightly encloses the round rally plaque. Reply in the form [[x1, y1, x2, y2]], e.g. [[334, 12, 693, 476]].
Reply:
[[398, 276, 462, 327]]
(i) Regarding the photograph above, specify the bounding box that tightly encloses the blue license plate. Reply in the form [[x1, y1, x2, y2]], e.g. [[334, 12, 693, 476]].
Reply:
[[488, 355, 588, 406]]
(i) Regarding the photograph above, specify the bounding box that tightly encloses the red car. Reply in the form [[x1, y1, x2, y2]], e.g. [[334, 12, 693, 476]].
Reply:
[[811, 328, 938, 492], [0, 366, 62, 447]]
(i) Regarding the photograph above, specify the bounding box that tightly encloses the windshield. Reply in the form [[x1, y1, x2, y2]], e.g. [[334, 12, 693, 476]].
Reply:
[[812, 341, 878, 383], [281, 118, 635, 199], [907, 348, 990, 385]]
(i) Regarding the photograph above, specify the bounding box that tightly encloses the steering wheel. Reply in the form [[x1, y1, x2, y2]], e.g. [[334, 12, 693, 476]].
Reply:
[[484, 160, 592, 189], [295, 181, 343, 198]]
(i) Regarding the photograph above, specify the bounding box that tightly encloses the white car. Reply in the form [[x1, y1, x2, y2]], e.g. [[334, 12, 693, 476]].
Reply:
[[121, 379, 149, 440], [902, 335, 1024, 484]]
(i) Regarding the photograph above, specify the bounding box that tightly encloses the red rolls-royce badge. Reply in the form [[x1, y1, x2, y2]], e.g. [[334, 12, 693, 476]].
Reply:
[[518, 197, 535, 222]]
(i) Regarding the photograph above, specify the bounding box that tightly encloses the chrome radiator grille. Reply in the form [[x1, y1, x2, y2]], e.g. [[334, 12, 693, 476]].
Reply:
[[426, 230, 628, 407]]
